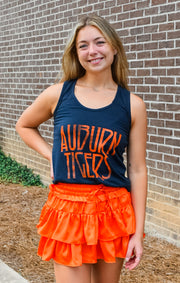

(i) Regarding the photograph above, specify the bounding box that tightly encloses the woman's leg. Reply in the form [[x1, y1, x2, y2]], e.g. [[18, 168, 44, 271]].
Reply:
[[54, 261, 91, 283], [91, 258, 124, 283]]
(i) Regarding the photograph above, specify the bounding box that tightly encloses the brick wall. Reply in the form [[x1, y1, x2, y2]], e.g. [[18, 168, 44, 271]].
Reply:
[[0, 0, 179, 246]]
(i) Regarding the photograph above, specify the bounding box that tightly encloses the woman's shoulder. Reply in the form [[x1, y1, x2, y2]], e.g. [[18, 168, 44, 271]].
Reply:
[[43, 82, 64, 98], [130, 93, 146, 110], [38, 83, 64, 114], [130, 93, 147, 124]]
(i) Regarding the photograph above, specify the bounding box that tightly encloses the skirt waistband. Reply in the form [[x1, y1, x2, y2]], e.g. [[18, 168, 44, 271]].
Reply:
[[49, 183, 130, 203]]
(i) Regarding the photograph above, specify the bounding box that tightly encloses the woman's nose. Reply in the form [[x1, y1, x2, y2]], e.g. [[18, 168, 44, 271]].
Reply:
[[88, 43, 97, 54]]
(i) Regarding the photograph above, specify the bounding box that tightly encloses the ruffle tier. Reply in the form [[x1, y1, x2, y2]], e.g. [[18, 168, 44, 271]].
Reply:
[[37, 183, 136, 266]]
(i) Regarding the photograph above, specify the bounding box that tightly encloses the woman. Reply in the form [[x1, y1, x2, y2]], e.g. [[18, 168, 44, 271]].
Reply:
[[16, 14, 147, 283]]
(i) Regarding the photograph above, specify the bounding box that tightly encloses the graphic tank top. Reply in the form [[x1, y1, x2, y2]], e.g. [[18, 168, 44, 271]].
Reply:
[[52, 80, 131, 191]]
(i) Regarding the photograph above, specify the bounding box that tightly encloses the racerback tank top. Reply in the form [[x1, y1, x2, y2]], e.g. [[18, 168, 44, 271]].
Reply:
[[52, 79, 131, 191]]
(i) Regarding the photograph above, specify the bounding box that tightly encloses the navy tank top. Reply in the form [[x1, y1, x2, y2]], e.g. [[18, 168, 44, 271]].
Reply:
[[52, 80, 131, 191]]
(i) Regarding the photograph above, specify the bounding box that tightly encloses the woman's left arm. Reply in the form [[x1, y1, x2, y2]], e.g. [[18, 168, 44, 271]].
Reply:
[[125, 93, 147, 270]]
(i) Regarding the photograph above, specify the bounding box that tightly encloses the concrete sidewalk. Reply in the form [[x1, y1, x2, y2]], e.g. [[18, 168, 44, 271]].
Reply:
[[0, 260, 29, 283]]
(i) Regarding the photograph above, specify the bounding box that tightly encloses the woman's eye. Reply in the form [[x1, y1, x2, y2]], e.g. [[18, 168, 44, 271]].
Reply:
[[79, 44, 88, 49], [97, 41, 105, 45]]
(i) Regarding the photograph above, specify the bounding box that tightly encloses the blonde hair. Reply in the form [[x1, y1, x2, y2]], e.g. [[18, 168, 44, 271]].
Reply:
[[56, 14, 129, 89]]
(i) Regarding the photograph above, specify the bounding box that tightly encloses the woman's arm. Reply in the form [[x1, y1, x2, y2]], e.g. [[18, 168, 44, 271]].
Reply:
[[16, 83, 63, 177], [125, 93, 147, 270]]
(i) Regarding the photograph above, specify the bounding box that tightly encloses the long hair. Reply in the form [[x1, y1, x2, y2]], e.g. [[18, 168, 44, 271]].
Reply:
[[56, 14, 129, 89]]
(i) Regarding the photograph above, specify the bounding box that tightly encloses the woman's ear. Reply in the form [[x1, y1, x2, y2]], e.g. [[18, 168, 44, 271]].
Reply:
[[113, 48, 117, 55]]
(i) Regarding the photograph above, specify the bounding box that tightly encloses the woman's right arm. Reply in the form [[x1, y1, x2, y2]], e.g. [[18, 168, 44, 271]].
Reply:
[[16, 83, 63, 166]]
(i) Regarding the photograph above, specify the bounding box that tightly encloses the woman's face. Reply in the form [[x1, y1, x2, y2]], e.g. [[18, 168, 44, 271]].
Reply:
[[76, 25, 116, 74]]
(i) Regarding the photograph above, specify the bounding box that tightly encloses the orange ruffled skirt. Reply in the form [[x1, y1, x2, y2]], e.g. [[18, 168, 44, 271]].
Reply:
[[37, 183, 136, 266]]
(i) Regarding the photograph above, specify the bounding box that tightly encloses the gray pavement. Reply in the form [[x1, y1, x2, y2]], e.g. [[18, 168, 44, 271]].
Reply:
[[0, 260, 29, 283]]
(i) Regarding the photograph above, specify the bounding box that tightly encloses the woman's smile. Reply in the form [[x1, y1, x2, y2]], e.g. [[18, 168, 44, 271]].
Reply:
[[88, 57, 104, 64]]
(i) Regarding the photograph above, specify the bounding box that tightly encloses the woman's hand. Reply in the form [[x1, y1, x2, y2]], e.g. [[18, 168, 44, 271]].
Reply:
[[125, 233, 144, 270]]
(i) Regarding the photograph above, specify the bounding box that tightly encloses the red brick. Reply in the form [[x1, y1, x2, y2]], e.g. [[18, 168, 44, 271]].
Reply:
[[124, 20, 136, 28], [146, 159, 156, 168], [175, 95, 180, 103], [94, 3, 104, 10], [123, 3, 136, 12], [147, 126, 157, 134], [158, 95, 174, 103], [137, 17, 150, 26], [167, 68, 180, 76], [168, 12, 180, 22], [83, 5, 93, 13], [151, 86, 165, 93], [165, 172, 179, 182], [152, 32, 166, 41], [164, 155, 179, 164], [160, 77, 175, 85], [174, 130, 180, 138], [152, 0, 167, 4], [173, 165, 180, 174], [152, 68, 166, 76], [145, 7, 158, 16], [111, 6, 122, 14], [176, 77, 180, 85], [159, 22, 174, 32], [145, 60, 158, 68], [174, 148, 180, 156], [147, 143, 158, 152], [166, 121, 180, 129], [130, 60, 143, 68], [145, 77, 158, 85], [175, 113, 180, 120], [168, 30, 180, 40], [117, 0, 128, 4], [150, 119, 165, 127], [130, 27, 143, 35], [159, 40, 174, 49], [130, 77, 143, 84], [137, 51, 151, 59], [152, 50, 166, 58], [117, 29, 129, 37], [131, 43, 143, 51], [137, 34, 151, 42], [124, 36, 137, 44], [144, 25, 158, 34], [160, 4, 175, 13], [168, 48, 180, 57], [137, 69, 150, 76], [137, 86, 150, 93], [150, 135, 165, 143], [158, 145, 173, 155], [152, 14, 167, 24], [158, 128, 173, 136], [117, 12, 130, 21], [166, 86, 180, 95], [130, 9, 143, 19], [160, 59, 175, 67], [144, 94, 158, 101], [137, 0, 150, 9], [149, 152, 163, 161]]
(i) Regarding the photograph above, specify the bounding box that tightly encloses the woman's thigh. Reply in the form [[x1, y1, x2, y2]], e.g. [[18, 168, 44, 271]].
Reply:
[[91, 258, 124, 283], [54, 261, 91, 283]]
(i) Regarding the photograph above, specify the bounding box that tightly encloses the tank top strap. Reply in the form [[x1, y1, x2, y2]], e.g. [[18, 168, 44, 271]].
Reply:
[[116, 86, 130, 108], [54, 80, 76, 116], [116, 86, 131, 125]]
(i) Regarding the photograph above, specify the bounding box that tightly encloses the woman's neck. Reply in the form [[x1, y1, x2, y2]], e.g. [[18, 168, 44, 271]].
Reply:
[[78, 73, 117, 92]]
